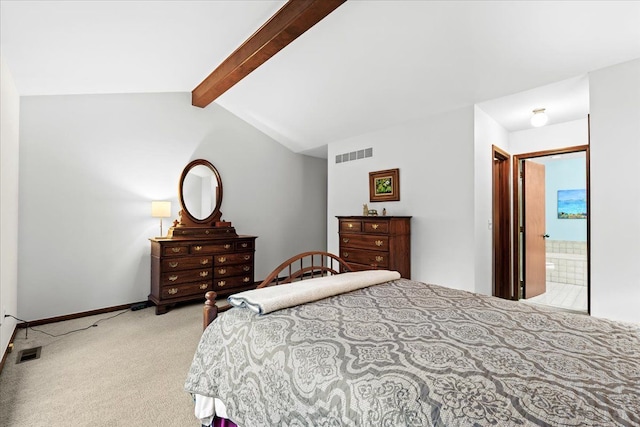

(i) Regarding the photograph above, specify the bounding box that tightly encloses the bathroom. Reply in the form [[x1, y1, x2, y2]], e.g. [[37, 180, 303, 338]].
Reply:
[[528, 152, 588, 312]]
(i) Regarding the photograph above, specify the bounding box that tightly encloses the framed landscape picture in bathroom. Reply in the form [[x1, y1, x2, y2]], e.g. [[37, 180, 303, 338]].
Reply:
[[557, 189, 587, 219]]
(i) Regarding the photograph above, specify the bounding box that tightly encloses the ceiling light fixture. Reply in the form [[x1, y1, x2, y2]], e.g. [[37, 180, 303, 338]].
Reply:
[[530, 108, 548, 127]]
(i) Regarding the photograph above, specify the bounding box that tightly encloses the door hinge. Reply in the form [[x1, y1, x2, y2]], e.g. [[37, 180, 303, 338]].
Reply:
[[519, 171, 523, 178], [519, 226, 524, 232]]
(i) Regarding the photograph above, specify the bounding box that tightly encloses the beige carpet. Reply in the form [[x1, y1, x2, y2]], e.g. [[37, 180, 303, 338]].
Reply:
[[0, 303, 207, 426]]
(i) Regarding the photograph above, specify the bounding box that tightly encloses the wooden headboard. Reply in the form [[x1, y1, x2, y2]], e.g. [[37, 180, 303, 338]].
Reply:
[[203, 251, 351, 329]]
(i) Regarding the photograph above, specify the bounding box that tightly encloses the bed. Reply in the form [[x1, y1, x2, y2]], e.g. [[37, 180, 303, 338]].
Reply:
[[185, 251, 640, 426]]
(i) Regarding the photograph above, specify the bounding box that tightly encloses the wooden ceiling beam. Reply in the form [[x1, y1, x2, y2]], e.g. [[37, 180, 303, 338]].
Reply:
[[192, 0, 346, 108]]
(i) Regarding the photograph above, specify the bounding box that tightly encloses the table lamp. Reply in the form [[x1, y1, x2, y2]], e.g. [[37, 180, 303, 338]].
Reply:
[[151, 201, 171, 237]]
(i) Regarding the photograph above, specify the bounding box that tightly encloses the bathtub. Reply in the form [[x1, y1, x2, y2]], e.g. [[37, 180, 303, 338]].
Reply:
[[545, 251, 587, 286]]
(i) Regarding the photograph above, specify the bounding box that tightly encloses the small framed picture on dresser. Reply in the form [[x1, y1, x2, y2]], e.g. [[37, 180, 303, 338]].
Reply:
[[369, 168, 400, 202]]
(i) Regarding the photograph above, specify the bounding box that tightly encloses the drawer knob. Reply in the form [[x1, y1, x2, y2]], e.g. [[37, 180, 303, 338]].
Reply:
[[168, 275, 178, 282], [343, 238, 349, 243], [243, 266, 251, 272], [218, 256, 227, 263], [343, 252, 349, 258], [348, 223, 353, 228], [224, 244, 231, 249], [171, 247, 181, 253], [200, 259, 209, 265], [241, 243, 248, 248], [218, 268, 227, 274], [218, 281, 226, 287], [167, 288, 178, 295], [243, 277, 250, 283], [169, 262, 179, 268], [194, 246, 203, 251], [375, 256, 384, 262], [375, 240, 383, 247], [243, 255, 251, 260], [372, 224, 379, 229], [200, 271, 209, 278], [199, 283, 208, 290]]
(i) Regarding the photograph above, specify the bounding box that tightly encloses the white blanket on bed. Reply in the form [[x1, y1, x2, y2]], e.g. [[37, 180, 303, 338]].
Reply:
[[227, 270, 401, 314]]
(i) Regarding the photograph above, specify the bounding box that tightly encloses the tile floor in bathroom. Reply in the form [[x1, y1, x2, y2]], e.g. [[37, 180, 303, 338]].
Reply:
[[522, 281, 588, 313]]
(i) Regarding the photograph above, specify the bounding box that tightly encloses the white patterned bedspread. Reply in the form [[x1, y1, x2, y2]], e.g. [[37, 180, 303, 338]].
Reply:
[[185, 278, 640, 426]]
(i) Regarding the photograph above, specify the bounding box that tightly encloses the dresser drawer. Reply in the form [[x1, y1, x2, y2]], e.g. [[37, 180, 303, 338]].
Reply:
[[340, 248, 389, 268], [162, 256, 212, 271], [363, 220, 389, 234], [213, 252, 253, 266], [214, 264, 253, 277], [213, 275, 254, 291], [340, 220, 362, 232], [191, 242, 235, 254], [161, 268, 213, 286], [340, 234, 389, 251], [162, 245, 190, 256], [235, 240, 254, 251], [161, 281, 211, 299]]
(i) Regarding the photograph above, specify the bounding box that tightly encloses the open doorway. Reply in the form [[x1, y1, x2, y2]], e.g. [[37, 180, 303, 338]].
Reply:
[[513, 145, 590, 313]]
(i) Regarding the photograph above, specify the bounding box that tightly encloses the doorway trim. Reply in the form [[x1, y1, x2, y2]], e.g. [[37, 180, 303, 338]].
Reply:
[[492, 145, 512, 299], [511, 144, 590, 313]]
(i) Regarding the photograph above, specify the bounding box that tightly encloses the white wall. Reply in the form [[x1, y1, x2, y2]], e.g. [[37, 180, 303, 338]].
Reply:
[[19, 93, 327, 321], [1, 56, 20, 355], [509, 118, 588, 155], [474, 106, 510, 296], [328, 107, 477, 292], [589, 58, 640, 323]]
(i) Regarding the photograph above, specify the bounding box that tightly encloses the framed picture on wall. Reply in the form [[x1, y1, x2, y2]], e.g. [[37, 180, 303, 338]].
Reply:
[[369, 168, 400, 202], [557, 189, 587, 219]]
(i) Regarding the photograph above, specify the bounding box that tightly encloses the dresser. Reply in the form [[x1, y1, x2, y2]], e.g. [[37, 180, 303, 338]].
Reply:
[[149, 235, 256, 314], [337, 216, 411, 278]]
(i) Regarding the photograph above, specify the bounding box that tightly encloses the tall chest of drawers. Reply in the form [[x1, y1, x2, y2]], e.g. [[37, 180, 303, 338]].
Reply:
[[337, 216, 411, 278], [149, 235, 257, 314]]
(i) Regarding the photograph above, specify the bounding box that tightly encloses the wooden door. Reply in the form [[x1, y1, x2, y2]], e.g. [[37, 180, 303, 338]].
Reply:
[[523, 160, 546, 299]]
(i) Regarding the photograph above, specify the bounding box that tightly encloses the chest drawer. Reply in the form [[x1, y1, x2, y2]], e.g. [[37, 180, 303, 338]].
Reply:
[[162, 256, 212, 271], [213, 274, 254, 291], [162, 245, 190, 256], [340, 248, 389, 268], [161, 268, 212, 286], [235, 240, 254, 251], [191, 242, 235, 254], [363, 221, 389, 233], [340, 234, 389, 251], [213, 252, 253, 266], [161, 281, 211, 299], [340, 220, 362, 232], [190, 238, 254, 254], [214, 264, 253, 277]]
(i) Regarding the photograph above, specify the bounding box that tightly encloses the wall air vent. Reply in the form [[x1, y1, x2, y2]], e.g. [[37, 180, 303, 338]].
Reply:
[[335, 147, 373, 164]]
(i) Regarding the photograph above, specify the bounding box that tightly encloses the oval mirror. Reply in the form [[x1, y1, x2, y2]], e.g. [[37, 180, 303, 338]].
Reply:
[[179, 159, 222, 223]]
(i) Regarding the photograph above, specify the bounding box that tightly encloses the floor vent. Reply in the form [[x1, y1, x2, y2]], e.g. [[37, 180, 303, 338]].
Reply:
[[17, 346, 42, 364]]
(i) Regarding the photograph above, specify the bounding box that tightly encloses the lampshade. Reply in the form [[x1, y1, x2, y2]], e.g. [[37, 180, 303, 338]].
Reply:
[[530, 108, 548, 127], [151, 201, 171, 218]]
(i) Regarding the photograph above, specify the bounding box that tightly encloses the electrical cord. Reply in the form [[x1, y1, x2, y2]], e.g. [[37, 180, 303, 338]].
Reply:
[[5, 309, 129, 338]]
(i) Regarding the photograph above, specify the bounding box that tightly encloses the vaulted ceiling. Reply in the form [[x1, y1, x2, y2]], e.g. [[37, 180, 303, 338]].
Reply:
[[2, 1, 639, 157]]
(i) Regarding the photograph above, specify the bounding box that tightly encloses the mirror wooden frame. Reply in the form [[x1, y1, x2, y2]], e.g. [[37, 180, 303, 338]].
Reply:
[[178, 159, 223, 227]]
